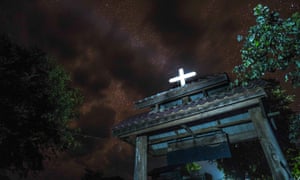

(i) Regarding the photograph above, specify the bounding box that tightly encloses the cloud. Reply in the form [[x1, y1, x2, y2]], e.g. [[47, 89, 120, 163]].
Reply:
[[2, 0, 170, 97], [79, 105, 115, 138], [73, 67, 111, 100], [148, 0, 204, 47]]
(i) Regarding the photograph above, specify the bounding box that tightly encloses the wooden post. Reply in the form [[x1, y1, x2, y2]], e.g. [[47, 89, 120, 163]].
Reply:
[[134, 136, 147, 180], [249, 107, 291, 180]]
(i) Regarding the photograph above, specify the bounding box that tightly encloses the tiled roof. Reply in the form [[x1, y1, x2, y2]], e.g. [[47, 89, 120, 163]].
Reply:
[[112, 81, 267, 137]]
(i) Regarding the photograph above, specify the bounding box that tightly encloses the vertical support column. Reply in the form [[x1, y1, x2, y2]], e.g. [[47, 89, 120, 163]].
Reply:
[[134, 135, 147, 180], [249, 107, 291, 180]]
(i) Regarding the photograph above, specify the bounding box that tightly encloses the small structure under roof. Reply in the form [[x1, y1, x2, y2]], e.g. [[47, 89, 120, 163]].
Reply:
[[112, 70, 291, 180]]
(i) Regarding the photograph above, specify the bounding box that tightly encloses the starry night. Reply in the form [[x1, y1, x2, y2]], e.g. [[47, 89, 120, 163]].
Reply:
[[0, 0, 300, 179]]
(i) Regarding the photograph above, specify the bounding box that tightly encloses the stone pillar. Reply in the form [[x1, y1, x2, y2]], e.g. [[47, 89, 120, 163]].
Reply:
[[134, 135, 147, 180], [249, 107, 291, 180]]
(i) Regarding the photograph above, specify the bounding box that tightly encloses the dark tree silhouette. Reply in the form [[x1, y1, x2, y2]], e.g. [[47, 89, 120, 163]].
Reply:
[[0, 34, 83, 178]]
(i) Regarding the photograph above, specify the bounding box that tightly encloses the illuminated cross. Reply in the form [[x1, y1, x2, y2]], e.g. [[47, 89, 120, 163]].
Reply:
[[169, 68, 196, 86]]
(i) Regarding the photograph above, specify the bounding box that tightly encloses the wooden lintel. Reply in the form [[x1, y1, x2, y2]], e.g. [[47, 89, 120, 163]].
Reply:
[[168, 133, 227, 152], [148, 118, 252, 145], [119, 98, 261, 138], [151, 130, 257, 156], [227, 130, 257, 144]]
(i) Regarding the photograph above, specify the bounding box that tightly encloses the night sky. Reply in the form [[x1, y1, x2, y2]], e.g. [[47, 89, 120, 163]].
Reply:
[[1, 0, 299, 179]]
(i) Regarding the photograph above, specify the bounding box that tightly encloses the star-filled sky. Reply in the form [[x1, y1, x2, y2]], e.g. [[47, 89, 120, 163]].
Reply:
[[1, 0, 299, 179]]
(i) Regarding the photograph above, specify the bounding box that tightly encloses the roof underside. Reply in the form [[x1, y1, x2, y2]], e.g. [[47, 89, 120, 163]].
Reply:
[[147, 111, 257, 156]]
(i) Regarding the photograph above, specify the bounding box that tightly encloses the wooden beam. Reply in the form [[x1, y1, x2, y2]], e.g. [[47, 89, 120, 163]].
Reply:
[[119, 98, 261, 138], [148, 118, 252, 145], [227, 130, 257, 144], [249, 107, 292, 179], [168, 133, 227, 152], [134, 136, 148, 180], [150, 130, 257, 156]]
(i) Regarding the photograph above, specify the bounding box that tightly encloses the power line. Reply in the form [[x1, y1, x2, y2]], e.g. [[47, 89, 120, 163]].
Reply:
[[72, 132, 108, 140], [44, 126, 109, 140]]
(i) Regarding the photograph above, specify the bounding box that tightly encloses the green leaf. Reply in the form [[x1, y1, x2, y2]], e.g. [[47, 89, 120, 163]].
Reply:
[[237, 35, 243, 42], [234, 79, 239, 85], [273, 12, 279, 17], [296, 60, 300, 68], [256, 16, 265, 24], [285, 74, 289, 82], [249, 33, 256, 42], [286, 21, 295, 27], [254, 4, 263, 16]]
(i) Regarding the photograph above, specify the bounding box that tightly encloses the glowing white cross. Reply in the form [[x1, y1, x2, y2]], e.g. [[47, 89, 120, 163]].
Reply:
[[169, 68, 196, 86]]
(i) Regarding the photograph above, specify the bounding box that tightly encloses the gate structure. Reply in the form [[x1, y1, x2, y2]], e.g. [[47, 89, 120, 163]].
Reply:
[[112, 71, 291, 180]]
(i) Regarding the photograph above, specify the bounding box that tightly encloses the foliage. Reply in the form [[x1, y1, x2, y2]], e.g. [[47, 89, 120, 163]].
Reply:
[[287, 148, 300, 178], [233, 4, 300, 87], [263, 84, 298, 143], [0, 34, 83, 178], [289, 113, 300, 144], [269, 85, 295, 109], [184, 162, 201, 174], [288, 113, 300, 178]]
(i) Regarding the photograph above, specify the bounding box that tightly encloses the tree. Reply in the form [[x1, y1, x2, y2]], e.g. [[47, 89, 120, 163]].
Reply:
[[233, 4, 300, 87], [0, 35, 82, 178], [219, 4, 300, 178], [176, 162, 202, 178]]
